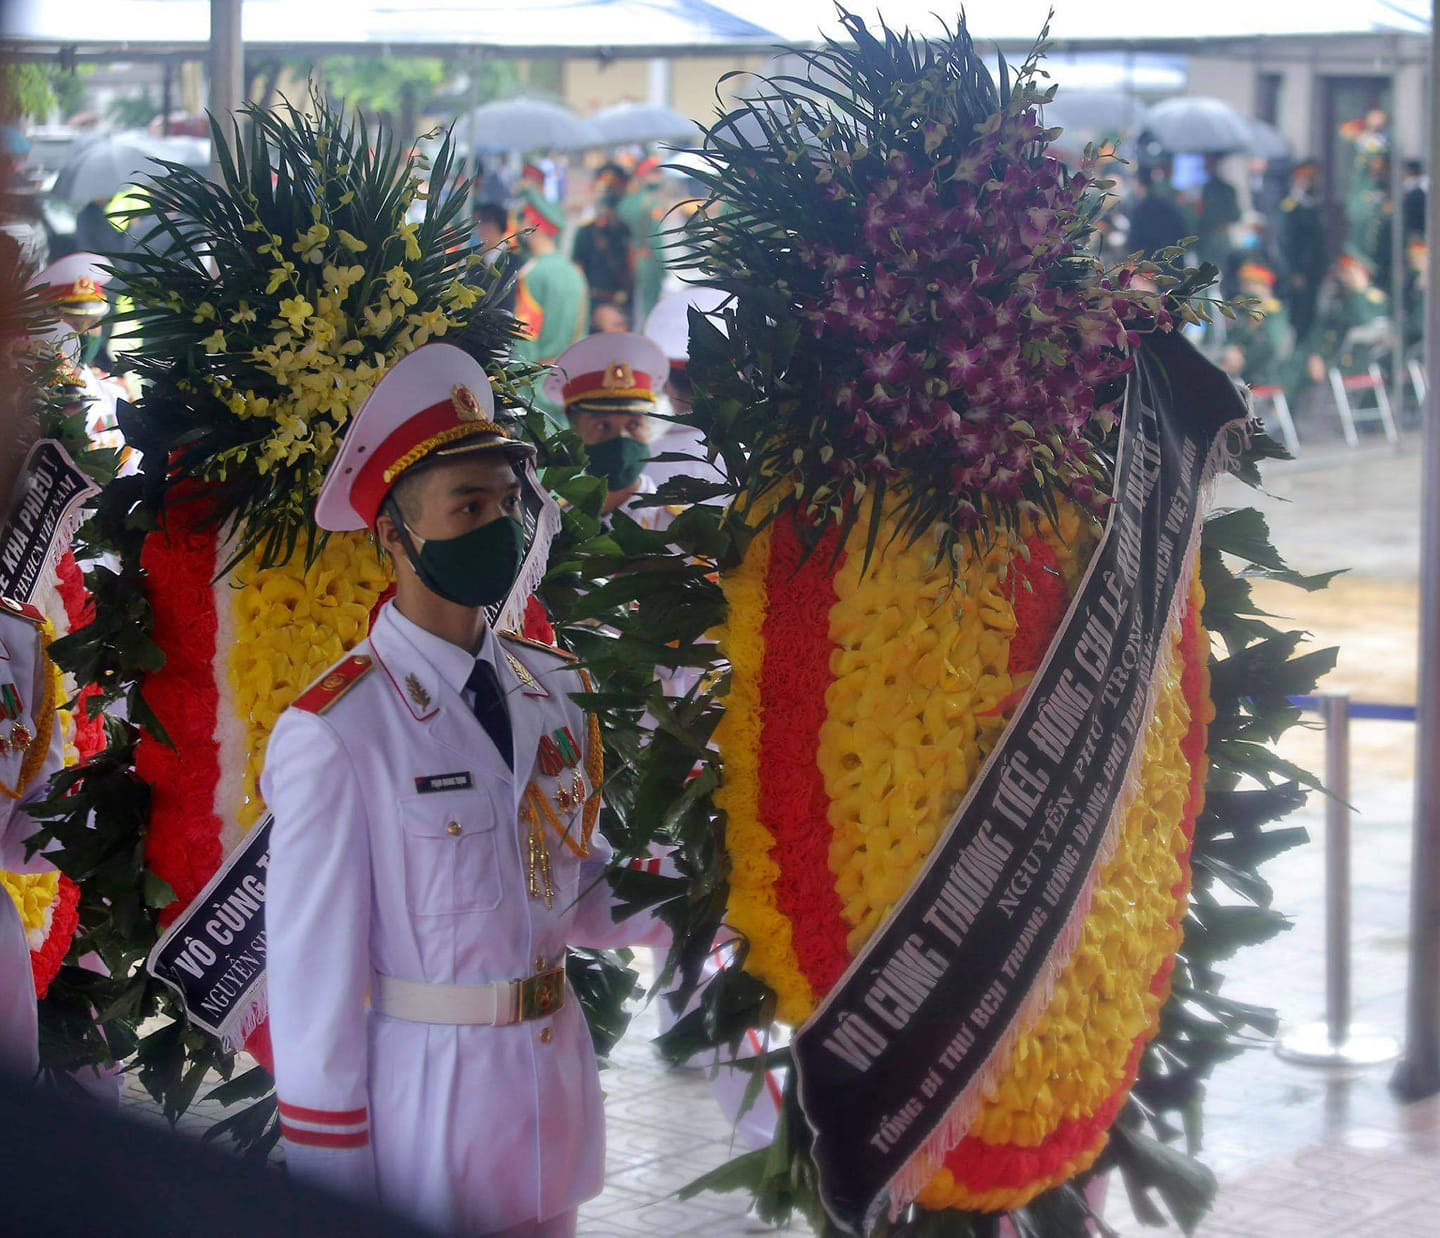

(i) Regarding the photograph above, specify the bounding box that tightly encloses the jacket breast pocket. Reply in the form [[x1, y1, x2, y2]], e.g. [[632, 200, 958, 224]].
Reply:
[[396, 791, 505, 916]]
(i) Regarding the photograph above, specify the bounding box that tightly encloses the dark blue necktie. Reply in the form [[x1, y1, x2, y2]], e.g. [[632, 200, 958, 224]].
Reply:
[[466, 659, 513, 769]]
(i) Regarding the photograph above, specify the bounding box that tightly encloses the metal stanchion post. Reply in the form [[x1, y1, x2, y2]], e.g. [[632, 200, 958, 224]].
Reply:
[[1278, 694, 1399, 1067]]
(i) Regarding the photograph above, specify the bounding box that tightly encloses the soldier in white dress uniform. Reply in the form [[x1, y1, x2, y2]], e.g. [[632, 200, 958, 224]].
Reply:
[[0, 358, 66, 1076], [0, 596, 65, 1077], [543, 332, 674, 531], [29, 254, 134, 467], [262, 343, 668, 1237]]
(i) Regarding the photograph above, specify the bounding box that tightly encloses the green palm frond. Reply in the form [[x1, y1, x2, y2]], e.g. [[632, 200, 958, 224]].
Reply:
[[113, 90, 523, 571]]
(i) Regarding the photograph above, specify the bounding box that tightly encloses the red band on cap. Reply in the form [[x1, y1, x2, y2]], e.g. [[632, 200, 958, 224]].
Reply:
[[521, 204, 559, 238], [351, 398, 503, 527], [561, 368, 655, 406]]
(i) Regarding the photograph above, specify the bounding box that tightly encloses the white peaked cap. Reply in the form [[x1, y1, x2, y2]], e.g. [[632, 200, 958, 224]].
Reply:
[[541, 331, 670, 408], [31, 252, 111, 293], [643, 286, 729, 367], [314, 342, 533, 532]]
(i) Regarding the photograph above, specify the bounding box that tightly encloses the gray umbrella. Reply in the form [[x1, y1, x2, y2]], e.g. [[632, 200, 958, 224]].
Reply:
[[1245, 118, 1291, 162], [591, 102, 698, 146], [1143, 96, 1256, 155], [52, 132, 207, 204], [1043, 90, 1150, 138], [708, 98, 825, 151], [458, 97, 602, 154]]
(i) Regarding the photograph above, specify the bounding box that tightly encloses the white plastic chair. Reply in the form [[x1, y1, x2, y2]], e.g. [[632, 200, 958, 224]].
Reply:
[[1327, 363, 1398, 446]]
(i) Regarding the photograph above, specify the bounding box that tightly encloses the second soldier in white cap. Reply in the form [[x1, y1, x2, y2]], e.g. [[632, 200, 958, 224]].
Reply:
[[28, 253, 134, 469], [543, 331, 677, 531]]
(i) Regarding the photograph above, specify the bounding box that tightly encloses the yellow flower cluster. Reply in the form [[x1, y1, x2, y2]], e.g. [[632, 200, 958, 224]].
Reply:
[[916, 573, 1207, 1212], [712, 510, 820, 1024], [0, 869, 59, 948], [201, 199, 483, 488], [716, 496, 1098, 1025], [2, 632, 73, 951], [715, 485, 1213, 1212], [821, 500, 1015, 954], [823, 501, 1096, 953], [227, 531, 392, 829]]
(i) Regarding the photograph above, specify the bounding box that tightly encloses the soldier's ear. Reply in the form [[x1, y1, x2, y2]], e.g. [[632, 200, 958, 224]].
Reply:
[[374, 510, 405, 563]]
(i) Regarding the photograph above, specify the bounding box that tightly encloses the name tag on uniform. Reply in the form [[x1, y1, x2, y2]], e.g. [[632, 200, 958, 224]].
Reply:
[[414, 771, 474, 794]]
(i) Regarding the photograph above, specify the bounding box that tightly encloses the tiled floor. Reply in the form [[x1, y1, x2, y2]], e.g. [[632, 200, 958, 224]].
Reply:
[[119, 442, 1440, 1234]]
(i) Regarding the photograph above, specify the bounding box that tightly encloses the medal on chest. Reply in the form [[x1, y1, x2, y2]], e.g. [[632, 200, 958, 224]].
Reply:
[[0, 681, 37, 798], [0, 682, 30, 755], [520, 725, 596, 907]]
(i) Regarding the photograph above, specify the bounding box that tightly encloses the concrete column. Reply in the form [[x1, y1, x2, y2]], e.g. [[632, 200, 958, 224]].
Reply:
[[209, 0, 244, 142], [647, 57, 671, 107], [1392, 0, 1440, 1104]]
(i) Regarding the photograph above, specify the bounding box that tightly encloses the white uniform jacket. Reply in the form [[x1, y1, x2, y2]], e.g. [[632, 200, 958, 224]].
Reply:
[[0, 600, 64, 1077], [262, 601, 663, 1235]]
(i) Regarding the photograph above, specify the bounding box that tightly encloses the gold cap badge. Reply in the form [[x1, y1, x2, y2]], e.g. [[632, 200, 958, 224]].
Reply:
[[452, 384, 484, 420], [602, 362, 635, 391]]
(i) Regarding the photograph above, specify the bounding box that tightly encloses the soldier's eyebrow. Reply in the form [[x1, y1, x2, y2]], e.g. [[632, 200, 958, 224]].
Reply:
[[449, 480, 523, 497]]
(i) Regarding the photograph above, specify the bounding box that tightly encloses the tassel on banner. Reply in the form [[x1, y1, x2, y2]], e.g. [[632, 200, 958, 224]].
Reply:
[[492, 456, 562, 637]]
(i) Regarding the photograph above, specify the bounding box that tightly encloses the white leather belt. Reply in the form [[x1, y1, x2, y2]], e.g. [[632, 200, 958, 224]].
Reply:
[[371, 967, 566, 1026]]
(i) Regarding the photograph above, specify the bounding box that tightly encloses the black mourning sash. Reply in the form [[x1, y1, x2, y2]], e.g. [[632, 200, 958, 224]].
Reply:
[[0, 440, 98, 601], [148, 817, 272, 1050], [792, 334, 1247, 1233]]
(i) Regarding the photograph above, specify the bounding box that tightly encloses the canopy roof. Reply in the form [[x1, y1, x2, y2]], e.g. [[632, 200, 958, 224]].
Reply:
[[3, 0, 1429, 59], [730, 0, 1429, 45], [0, 0, 782, 58]]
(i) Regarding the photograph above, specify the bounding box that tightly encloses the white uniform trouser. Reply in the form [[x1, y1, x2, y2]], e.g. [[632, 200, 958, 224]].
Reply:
[[0, 895, 37, 1078]]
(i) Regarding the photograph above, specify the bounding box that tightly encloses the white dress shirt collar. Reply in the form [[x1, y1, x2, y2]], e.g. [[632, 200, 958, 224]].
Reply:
[[387, 603, 497, 698]]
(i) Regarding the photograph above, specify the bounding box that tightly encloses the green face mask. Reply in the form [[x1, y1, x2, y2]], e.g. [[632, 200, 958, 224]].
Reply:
[[396, 512, 525, 609], [585, 436, 649, 490]]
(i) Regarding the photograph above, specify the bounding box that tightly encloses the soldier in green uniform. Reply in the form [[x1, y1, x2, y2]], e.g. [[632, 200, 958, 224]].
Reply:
[[618, 156, 666, 327], [1277, 160, 1328, 340], [513, 186, 589, 426], [1219, 261, 1294, 391], [1341, 111, 1390, 263], [1303, 251, 1391, 387]]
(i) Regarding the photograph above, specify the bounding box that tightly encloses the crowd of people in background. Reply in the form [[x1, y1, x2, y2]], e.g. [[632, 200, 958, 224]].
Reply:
[[1103, 107, 1427, 432], [467, 105, 1429, 451], [6, 101, 1429, 454], [465, 151, 684, 374]]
